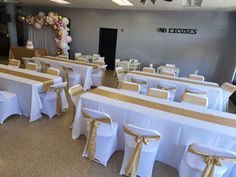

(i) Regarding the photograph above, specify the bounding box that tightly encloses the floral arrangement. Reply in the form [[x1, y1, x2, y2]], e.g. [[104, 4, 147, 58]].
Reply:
[[19, 12, 72, 55]]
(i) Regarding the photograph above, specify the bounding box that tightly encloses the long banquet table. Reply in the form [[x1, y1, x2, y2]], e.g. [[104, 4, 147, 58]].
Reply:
[[125, 71, 223, 111], [72, 86, 236, 176], [31, 56, 102, 90], [0, 64, 64, 122]]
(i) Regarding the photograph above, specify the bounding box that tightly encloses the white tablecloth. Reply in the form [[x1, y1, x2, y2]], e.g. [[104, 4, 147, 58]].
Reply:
[[125, 72, 223, 111], [72, 86, 236, 176], [0, 64, 63, 122], [32, 57, 94, 90]]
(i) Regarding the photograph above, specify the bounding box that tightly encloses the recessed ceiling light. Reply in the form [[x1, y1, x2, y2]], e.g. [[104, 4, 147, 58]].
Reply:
[[50, 0, 70, 5], [112, 0, 133, 6]]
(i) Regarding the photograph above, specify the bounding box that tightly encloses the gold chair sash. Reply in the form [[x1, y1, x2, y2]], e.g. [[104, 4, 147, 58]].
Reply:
[[0, 67, 54, 92], [124, 127, 160, 177], [188, 144, 236, 177], [61, 66, 73, 89], [9, 59, 21, 67], [40, 61, 51, 73], [130, 78, 147, 85], [82, 111, 111, 161], [48, 85, 66, 115]]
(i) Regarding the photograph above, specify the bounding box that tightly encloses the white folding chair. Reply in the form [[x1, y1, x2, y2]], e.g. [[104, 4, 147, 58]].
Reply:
[[130, 77, 148, 94], [8, 59, 21, 67], [221, 82, 236, 112], [25, 62, 38, 71], [157, 82, 177, 101], [98, 57, 105, 61], [115, 67, 126, 88], [121, 82, 140, 93], [179, 144, 236, 177], [143, 67, 155, 74], [75, 53, 82, 59], [41, 82, 68, 118], [160, 70, 176, 77], [61, 65, 81, 89], [0, 91, 22, 124], [46, 67, 60, 76], [81, 108, 118, 166], [148, 88, 169, 100], [120, 124, 161, 177], [166, 64, 175, 68], [182, 92, 208, 107], [189, 74, 205, 81]]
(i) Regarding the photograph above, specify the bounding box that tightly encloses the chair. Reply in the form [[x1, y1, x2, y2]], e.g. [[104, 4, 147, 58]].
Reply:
[[76, 58, 87, 63], [182, 92, 208, 107], [61, 65, 81, 89], [93, 54, 100, 58], [75, 53, 82, 59], [121, 82, 140, 93], [41, 82, 68, 118], [142, 67, 155, 74], [25, 62, 38, 71], [94, 60, 105, 66], [221, 82, 236, 112], [81, 108, 118, 166], [129, 59, 140, 71], [120, 124, 161, 177], [68, 85, 84, 121], [166, 64, 175, 68], [8, 59, 21, 67], [160, 70, 176, 77], [179, 144, 236, 177], [0, 91, 22, 124], [92, 65, 107, 87], [148, 88, 169, 100], [130, 77, 148, 94], [46, 67, 60, 76], [157, 82, 177, 101], [40, 61, 51, 73], [189, 74, 205, 81], [98, 57, 105, 61], [115, 67, 126, 88]]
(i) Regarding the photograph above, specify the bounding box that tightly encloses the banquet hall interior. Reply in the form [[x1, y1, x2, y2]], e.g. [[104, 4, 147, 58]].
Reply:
[[1, 0, 236, 177]]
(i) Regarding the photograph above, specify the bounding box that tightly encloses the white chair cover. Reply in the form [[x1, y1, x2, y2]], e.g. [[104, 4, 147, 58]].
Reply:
[[0, 91, 22, 124], [81, 108, 118, 166], [179, 144, 236, 177], [61, 65, 81, 88], [130, 76, 148, 94], [116, 67, 126, 88], [157, 82, 177, 101], [120, 124, 161, 177], [40, 82, 68, 118], [92, 66, 106, 87]]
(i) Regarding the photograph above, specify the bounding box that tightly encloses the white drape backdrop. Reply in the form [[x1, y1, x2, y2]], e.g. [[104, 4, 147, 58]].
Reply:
[[28, 26, 56, 55]]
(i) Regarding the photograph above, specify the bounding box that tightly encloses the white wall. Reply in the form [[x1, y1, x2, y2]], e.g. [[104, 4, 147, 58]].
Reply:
[[22, 6, 236, 82]]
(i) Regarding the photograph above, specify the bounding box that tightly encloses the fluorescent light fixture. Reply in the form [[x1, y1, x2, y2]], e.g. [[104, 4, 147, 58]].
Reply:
[[50, 0, 71, 5], [112, 0, 133, 6]]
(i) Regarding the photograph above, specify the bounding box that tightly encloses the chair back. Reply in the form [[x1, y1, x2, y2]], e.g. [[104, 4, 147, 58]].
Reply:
[[160, 70, 176, 77], [182, 92, 208, 107], [98, 57, 105, 61], [143, 67, 155, 73], [25, 62, 38, 71], [121, 82, 140, 93], [75, 53, 82, 59], [185, 144, 236, 177], [46, 67, 60, 76], [189, 74, 205, 81], [221, 82, 236, 94], [148, 88, 169, 100], [76, 58, 87, 63], [116, 67, 126, 81], [8, 59, 21, 67], [40, 61, 51, 73], [94, 60, 105, 66], [165, 64, 175, 68], [115, 59, 121, 68], [68, 84, 84, 107]]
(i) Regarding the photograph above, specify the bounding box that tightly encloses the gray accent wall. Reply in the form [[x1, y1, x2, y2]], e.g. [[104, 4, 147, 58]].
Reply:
[[22, 6, 236, 83]]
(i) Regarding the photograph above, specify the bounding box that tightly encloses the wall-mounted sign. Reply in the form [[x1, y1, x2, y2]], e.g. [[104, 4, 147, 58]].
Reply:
[[157, 27, 197, 35]]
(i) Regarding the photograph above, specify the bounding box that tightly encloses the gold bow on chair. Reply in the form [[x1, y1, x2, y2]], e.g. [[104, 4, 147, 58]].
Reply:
[[48, 85, 66, 115], [82, 111, 111, 161], [130, 78, 147, 85], [124, 127, 160, 177], [188, 144, 236, 177], [62, 66, 73, 89], [41, 62, 51, 73]]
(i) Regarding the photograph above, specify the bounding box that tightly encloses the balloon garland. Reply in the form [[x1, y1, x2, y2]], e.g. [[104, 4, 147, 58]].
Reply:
[[19, 12, 72, 55]]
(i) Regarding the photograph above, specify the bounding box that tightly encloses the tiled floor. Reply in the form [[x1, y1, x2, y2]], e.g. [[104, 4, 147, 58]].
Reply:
[[0, 58, 179, 177]]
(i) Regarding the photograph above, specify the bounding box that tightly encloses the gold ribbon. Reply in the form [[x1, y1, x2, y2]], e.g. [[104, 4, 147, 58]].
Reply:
[[89, 88, 236, 128], [130, 78, 147, 85], [188, 144, 236, 177], [40, 62, 51, 73], [130, 71, 219, 88], [0, 67, 54, 92], [82, 111, 111, 161], [48, 86, 66, 115], [124, 127, 160, 177], [61, 66, 73, 89], [43, 56, 99, 69]]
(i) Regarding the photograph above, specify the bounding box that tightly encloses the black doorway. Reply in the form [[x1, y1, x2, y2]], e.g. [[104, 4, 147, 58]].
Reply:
[[99, 28, 117, 70]]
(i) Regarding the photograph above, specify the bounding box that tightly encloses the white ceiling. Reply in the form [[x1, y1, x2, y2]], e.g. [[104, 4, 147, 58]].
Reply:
[[16, 0, 236, 11]]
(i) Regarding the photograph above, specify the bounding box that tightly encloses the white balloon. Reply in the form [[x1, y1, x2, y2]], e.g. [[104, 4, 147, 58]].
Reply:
[[35, 22, 42, 29], [65, 36, 72, 43], [48, 12, 54, 17], [38, 12, 45, 17], [62, 17, 69, 26], [60, 41, 69, 49]]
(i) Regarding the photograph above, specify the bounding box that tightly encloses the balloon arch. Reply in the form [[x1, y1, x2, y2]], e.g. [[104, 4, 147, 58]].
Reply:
[[19, 12, 72, 55]]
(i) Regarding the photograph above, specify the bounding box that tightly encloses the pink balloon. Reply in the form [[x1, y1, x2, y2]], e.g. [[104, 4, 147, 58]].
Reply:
[[65, 36, 72, 43]]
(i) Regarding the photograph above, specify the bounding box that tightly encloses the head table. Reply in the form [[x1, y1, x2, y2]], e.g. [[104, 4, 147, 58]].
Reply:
[[125, 71, 223, 111], [0, 64, 66, 122], [72, 86, 236, 176]]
